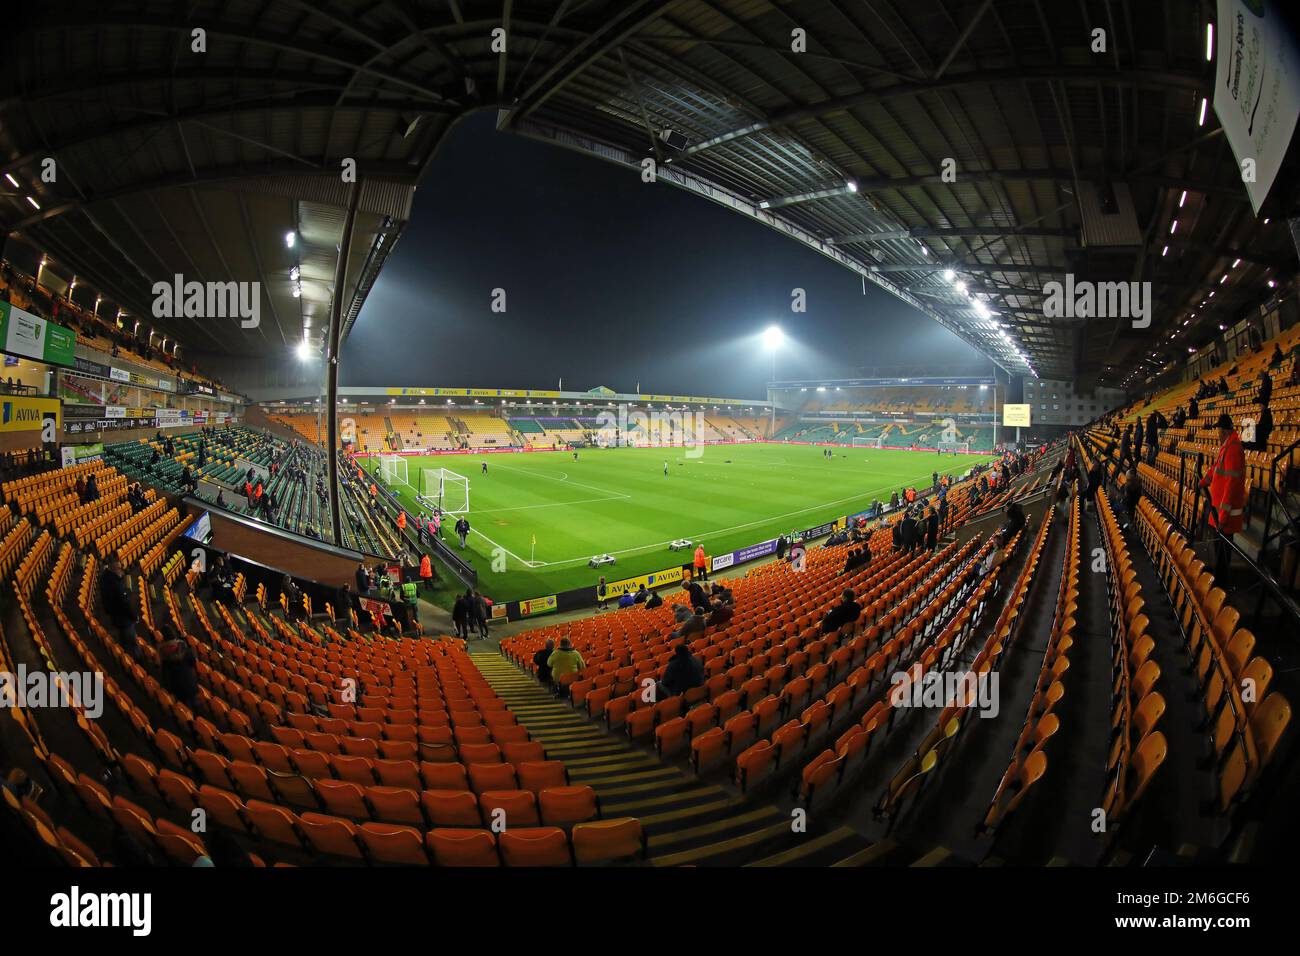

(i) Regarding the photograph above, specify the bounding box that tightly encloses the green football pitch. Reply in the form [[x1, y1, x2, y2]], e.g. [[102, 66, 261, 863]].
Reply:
[[366, 443, 996, 604]]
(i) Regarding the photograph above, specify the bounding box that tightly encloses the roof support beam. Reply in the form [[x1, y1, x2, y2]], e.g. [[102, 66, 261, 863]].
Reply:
[[685, 65, 1206, 156]]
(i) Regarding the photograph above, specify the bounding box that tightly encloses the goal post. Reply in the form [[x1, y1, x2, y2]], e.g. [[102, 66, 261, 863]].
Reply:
[[419, 467, 471, 515], [851, 435, 883, 450], [377, 454, 408, 489], [937, 440, 971, 455]]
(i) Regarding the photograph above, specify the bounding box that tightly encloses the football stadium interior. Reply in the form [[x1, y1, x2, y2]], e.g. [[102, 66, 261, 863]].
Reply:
[[1, 0, 1299, 928]]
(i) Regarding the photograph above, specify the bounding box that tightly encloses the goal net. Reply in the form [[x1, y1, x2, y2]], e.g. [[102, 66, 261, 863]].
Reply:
[[419, 467, 471, 515], [377, 454, 408, 489], [936, 441, 970, 455], [851, 436, 883, 449]]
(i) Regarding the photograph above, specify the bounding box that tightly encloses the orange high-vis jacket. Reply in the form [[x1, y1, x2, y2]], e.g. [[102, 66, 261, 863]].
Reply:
[[419, 554, 432, 579], [694, 545, 707, 568], [1200, 429, 1246, 534], [397, 511, 407, 530]]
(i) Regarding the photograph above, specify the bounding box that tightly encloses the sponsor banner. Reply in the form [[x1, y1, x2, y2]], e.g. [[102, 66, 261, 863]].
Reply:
[[735, 538, 779, 563], [0, 395, 60, 434], [1215, 0, 1300, 212], [104, 406, 127, 419], [604, 565, 684, 598], [110, 367, 131, 383], [0, 301, 76, 367], [74, 356, 112, 378], [710, 552, 735, 572], [156, 378, 175, 392], [802, 520, 840, 540], [519, 594, 557, 617], [359, 597, 391, 621], [490, 603, 509, 621], [60, 443, 104, 468], [156, 408, 188, 428]]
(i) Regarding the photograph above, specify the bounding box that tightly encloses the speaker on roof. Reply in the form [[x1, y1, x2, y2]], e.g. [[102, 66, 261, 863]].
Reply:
[[658, 128, 689, 152]]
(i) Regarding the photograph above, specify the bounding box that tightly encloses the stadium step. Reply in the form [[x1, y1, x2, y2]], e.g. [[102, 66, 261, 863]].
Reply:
[[470, 649, 822, 864]]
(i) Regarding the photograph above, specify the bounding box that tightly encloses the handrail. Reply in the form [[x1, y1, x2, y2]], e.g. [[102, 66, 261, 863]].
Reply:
[[1193, 484, 1300, 627], [1257, 434, 1300, 570]]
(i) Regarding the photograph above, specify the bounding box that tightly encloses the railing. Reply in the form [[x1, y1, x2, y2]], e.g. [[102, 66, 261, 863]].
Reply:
[[1254, 435, 1300, 575]]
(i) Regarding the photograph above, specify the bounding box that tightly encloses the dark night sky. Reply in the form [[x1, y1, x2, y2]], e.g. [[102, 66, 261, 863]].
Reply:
[[341, 111, 992, 398]]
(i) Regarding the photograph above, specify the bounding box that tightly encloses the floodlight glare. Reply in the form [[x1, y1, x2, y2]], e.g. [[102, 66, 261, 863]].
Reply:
[[762, 325, 784, 351], [295, 340, 311, 361]]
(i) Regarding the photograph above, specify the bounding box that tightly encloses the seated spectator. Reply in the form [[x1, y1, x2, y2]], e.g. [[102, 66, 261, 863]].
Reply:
[[820, 588, 861, 634], [533, 639, 556, 686], [633, 584, 649, 604], [644, 589, 664, 610], [673, 608, 708, 639], [158, 626, 198, 708], [657, 643, 705, 700], [547, 637, 586, 682], [706, 600, 734, 628]]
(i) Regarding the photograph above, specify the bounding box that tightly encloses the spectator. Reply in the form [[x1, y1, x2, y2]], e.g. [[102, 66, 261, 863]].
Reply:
[[980, 547, 1005, 577], [472, 590, 491, 639], [644, 589, 664, 609], [706, 600, 734, 628], [533, 639, 556, 686], [418, 553, 434, 591], [547, 637, 586, 682], [820, 588, 861, 634], [999, 501, 1026, 548], [1245, 401, 1273, 453], [674, 608, 708, 639], [683, 578, 709, 611], [1121, 464, 1142, 531], [281, 575, 303, 620], [633, 584, 649, 604], [693, 544, 708, 582], [99, 555, 142, 661], [657, 643, 705, 700], [82, 473, 99, 503], [158, 626, 198, 708], [451, 592, 471, 640]]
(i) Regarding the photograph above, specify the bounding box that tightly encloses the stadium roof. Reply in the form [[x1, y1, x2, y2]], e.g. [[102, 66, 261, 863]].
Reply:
[[3, 1, 1296, 386]]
